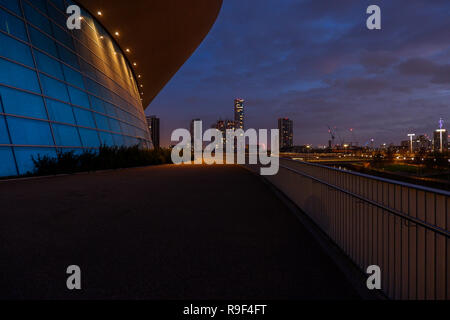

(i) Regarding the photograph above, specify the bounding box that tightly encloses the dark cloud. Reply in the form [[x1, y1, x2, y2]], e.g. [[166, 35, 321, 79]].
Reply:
[[398, 58, 438, 76], [398, 58, 450, 84], [360, 51, 399, 73], [344, 78, 388, 95], [431, 65, 450, 84]]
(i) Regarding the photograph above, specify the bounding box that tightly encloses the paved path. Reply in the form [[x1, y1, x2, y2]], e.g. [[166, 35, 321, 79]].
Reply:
[[0, 165, 359, 299]]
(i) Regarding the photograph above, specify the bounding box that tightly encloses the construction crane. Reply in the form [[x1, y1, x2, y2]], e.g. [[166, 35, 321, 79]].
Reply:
[[327, 125, 346, 147]]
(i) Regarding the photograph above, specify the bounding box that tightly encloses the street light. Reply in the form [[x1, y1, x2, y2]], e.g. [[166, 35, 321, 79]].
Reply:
[[407, 134, 415, 154]]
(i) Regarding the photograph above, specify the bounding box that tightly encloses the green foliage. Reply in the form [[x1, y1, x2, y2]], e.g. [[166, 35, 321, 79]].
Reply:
[[382, 164, 419, 174], [32, 145, 172, 176], [425, 151, 449, 169]]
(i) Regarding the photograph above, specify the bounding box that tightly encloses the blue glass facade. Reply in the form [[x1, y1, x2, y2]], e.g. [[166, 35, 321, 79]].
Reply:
[[0, 0, 151, 177]]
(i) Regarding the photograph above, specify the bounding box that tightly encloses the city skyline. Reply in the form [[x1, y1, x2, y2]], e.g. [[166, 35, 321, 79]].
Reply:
[[146, 0, 450, 147], [157, 96, 448, 149]]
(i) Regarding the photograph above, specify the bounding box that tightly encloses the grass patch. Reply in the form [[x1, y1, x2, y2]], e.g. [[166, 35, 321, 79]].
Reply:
[[32, 145, 172, 176], [381, 164, 419, 174]]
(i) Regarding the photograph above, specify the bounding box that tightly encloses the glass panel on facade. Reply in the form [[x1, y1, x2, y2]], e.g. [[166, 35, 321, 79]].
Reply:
[[0, 32, 34, 67], [52, 123, 82, 147], [0, 0, 21, 16], [0, 7, 27, 40], [0, 115, 11, 144], [0, 57, 41, 92], [78, 127, 100, 148], [40, 74, 69, 102], [46, 98, 76, 124], [73, 106, 95, 128], [14, 146, 57, 175], [35, 50, 64, 80], [7, 116, 54, 146], [0, 85, 48, 119], [0, 147, 17, 176], [67, 85, 90, 108]]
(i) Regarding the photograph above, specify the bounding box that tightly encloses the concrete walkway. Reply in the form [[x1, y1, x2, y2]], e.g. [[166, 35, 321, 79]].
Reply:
[[0, 165, 359, 299]]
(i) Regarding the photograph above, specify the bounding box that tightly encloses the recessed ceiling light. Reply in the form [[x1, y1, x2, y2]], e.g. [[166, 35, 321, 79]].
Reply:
[[126, 49, 130, 53], [133, 62, 137, 66], [115, 32, 119, 36], [97, 11, 102, 16]]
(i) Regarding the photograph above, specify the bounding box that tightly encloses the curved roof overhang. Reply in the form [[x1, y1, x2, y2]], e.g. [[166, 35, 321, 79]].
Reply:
[[78, 0, 223, 109]]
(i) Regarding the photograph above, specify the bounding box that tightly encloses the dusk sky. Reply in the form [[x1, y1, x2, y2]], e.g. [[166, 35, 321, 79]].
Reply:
[[146, 0, 450, 148]]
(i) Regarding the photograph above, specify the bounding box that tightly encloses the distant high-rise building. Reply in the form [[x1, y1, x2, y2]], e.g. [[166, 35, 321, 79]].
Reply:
[[146, 116, 160, 149], [213, 119, 235, 131], [226, 120, 236, 131], [433, 118, 448, 152], [234, 99, 245, 130], [401, 140, 410, 150], [278, 118, 293, 150], [417, 135, 432, 151], [213, 120, 226, 132], [213, 120, 235, 147], [434, 129, 448, 152]]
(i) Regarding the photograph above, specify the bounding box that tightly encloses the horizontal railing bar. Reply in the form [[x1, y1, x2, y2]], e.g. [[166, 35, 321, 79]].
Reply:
[[279, 164, 450, 237], [282, 158, 450, 197]]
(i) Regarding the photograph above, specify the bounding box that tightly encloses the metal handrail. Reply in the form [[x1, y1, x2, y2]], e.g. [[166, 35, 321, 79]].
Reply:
[[282, 158, 450, 197], [279, 163, 450, 238]]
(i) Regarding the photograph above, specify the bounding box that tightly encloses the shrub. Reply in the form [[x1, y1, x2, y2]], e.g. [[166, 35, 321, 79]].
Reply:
[[32, 145, 172, 176]]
